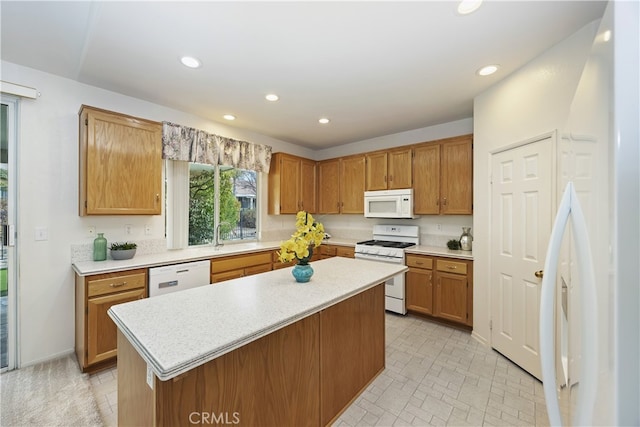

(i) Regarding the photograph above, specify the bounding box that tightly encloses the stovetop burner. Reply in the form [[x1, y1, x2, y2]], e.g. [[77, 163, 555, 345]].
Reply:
[[356, 240, 415, 249]]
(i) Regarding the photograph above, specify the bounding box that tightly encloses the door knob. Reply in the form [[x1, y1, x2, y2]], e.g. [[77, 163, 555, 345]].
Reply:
[[535, 270, 544, 278]]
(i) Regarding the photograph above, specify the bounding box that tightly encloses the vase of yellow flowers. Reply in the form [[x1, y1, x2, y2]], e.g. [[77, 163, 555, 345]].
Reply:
[[278, 211, 325, 282]]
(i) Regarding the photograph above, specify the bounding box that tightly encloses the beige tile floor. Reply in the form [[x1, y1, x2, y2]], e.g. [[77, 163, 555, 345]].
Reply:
[[90, 314, 549, 427]]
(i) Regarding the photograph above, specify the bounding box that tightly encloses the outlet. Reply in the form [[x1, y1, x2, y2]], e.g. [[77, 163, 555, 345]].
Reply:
[[144, 224, 152, 235], [437, 224, 442, 231], [88, 226, 96, 237], [125, 224, 133, 235]]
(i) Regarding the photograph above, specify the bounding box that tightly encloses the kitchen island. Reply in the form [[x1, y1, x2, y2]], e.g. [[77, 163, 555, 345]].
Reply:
[[109, 257, 407, 427]]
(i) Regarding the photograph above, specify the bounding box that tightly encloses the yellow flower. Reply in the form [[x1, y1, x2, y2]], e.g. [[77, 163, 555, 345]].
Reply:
[[278, 211, 325, 265]]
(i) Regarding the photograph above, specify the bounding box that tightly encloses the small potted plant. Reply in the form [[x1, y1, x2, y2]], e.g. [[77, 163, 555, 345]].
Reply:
[[109, 241, 137, 260]]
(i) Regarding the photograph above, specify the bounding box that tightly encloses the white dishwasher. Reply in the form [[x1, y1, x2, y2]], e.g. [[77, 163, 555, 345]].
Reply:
[[149, 260, 210, 297]]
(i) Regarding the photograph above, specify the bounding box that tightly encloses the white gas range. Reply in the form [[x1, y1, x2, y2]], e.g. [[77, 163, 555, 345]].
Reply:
[[354, 224, 419, 315]]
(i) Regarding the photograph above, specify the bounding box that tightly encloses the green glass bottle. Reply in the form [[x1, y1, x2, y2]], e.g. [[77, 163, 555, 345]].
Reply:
[[93, 233, 107, 261]]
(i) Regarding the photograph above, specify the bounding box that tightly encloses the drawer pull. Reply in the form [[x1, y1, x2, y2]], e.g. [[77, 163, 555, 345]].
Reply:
[[110, 281, 127, 288], [416, 261, 424, 265], [447, 266, 457, 270]]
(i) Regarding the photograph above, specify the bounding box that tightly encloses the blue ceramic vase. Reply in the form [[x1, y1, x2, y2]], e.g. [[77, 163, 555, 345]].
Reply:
[[292, 263, 314, 283]]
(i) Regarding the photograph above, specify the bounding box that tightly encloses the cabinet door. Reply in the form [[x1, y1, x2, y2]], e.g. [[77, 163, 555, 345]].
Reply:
[[434, 271, 468, 324], [388, 149, 412, 189], [279, 154, 301, 214], [317, 159, 340, 214], [300, 159, 317, 213], [82, 107, 162, 215], [365, 152, 388, 191], [413, 143, 441, 214], [340, 156, 365, 213], [335, 246, 354, 258], [406, 267, 433, 315], [87, 288, 146, 365], [440, 137, 473, 214]]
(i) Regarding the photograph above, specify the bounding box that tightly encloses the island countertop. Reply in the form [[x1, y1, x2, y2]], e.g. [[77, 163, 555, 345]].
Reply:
[[108, 257, 407, 381]]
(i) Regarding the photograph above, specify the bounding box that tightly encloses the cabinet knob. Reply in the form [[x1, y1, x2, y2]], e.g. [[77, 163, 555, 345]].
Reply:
[[442, 197, 447, 206], [156, 194, 160, 202]]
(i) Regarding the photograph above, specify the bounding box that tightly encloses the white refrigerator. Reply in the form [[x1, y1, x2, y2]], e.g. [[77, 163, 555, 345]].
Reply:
[[539, 1, 639, 425]]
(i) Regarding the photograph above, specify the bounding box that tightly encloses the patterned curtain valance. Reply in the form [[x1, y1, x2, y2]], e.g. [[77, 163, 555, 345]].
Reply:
[[162, 121, 272, 172]]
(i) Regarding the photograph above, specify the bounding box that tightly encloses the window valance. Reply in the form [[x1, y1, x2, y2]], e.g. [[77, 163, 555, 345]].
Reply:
[[162, 121, 272, 173]]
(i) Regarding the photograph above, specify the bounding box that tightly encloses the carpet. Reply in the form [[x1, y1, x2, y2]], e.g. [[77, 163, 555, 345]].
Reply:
[[0, 354, 103, 426]]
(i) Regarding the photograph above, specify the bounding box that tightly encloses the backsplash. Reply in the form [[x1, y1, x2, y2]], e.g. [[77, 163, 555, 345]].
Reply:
[[71, 238, 168, 263]]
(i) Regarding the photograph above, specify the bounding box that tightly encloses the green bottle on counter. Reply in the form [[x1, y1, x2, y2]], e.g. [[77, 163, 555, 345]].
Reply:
[[93, 233, 107, 261]]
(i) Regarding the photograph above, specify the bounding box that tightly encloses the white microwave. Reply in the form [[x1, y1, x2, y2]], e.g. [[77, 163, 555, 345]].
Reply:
[[364, 189, 418, 218]]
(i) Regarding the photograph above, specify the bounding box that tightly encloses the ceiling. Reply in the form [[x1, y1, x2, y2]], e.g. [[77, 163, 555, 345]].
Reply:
[[1, 1, 607, 149]]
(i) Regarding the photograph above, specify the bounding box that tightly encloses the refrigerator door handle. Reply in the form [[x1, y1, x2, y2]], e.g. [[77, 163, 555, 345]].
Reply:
[[540, 182, 599, 426]]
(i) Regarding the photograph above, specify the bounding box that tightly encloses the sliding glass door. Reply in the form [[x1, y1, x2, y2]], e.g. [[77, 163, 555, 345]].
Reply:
[[1, 96, 17, 371]]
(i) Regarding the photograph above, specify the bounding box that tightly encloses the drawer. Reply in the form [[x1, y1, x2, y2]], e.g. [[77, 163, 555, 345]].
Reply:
[[320, 245, 337, 256], [212, 251, 272, 273], [436, 259, 467, 275], [246, 263, 272, 276], [335, 246, 354, 258], [87, 270, 147, 297], [406, 254, 433, 269]]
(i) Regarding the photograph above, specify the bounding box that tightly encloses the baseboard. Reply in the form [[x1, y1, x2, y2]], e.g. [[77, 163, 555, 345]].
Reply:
[[19, 348, 75, 369], [471, 330, 489, 347]]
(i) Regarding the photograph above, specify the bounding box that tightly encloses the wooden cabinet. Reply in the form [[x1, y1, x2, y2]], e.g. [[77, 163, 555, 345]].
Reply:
[[405, 254, 434, 315], [365, 148, 412, 191], [75, 268, 148, 372], [319, 244, 354, 259], [317, 155, 366, 214], [268, 153, 317, 214], [211, 251, 273, 283], [413, 135, 473, 215], [79, 105, 162, 216], [317, 159, 341, 214], [405, 254, 473, 327], [434, 258, 473, 326], [340, 155, 366, 214]]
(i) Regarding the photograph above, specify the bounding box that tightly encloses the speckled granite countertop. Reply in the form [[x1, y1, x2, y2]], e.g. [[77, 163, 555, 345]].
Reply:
[[405, 245, 473, 260], [108, 257, 407, 381], [73, 238, 359, 276]]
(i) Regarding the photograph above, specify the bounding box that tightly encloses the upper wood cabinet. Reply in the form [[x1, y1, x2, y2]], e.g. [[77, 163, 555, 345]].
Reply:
[[340, 155, 366, 214], [365, 148, 412, 191], [268, 153, 317, 214], [317, 159, 340, 214], [413, 135, 473, 215], [79, 105, 162, 215], [317, 155, 366, 214]]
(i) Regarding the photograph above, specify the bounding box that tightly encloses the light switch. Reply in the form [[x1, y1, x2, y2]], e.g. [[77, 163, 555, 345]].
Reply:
[[35, 227, 49, 241]]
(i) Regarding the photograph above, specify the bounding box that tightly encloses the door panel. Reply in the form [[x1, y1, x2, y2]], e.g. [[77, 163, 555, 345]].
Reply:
[[491, 136, 553, 380]]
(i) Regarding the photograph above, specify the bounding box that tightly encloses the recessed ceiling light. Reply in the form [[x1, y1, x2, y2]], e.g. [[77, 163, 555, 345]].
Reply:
[[318, 118, 330, 124], [457, 0, 482, 15], [477, 64, 499, 76], [223, 114, 236, 121], [265, 94, 279, 102], [180, 56, 201, 69], [602, 30, 612, 42]]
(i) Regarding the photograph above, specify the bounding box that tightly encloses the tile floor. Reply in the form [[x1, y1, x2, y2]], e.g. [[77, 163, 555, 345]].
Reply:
[[90, 314, 549, 427]]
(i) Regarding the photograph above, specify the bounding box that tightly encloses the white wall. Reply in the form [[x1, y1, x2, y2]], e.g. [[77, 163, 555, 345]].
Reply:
[[471, 20, 599, 344]]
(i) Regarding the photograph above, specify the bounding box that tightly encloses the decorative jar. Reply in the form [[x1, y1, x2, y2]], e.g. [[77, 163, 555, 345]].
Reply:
[[93, 233, 107, 261], [459, 227, 473, 251], [292, 263, 314, 283]]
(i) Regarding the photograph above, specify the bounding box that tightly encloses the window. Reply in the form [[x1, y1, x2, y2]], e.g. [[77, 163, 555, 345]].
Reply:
[[188, 164, 258, 246]]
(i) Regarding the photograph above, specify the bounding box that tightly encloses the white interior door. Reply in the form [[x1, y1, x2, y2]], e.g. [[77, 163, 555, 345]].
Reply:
[[490, 136, 553, 380]]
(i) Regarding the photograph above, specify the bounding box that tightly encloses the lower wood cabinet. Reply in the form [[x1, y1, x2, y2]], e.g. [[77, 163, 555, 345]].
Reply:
[[211, 251, 272, 282], [405, 254, 473, 327], [75, 268, 148, 373], [319, 244, 354, 259]]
